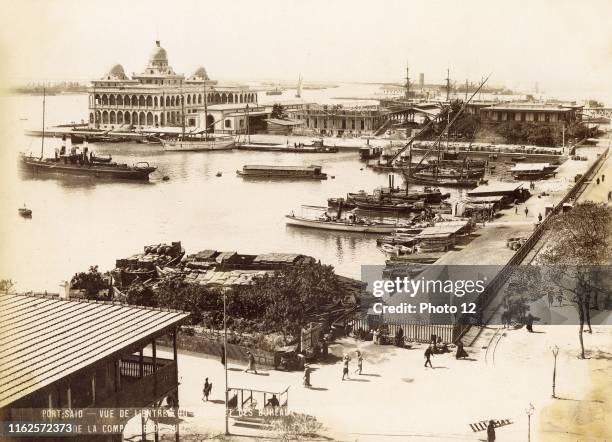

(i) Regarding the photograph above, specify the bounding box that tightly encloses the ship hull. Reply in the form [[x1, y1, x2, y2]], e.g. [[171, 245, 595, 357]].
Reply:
[[20, 157, 155, 181], [285, 215, 397, 233], [237, 171, 327, 180]]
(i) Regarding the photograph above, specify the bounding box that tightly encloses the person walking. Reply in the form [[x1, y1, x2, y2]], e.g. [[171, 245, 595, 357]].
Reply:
[[538, 213, 543, 223], [303, 365, 312, 388], [515, 205, 518, 215], [244, 351, 257, 374], [202, 378, 212, 402], [355, 350, 363, 375], [596, 177, 600, 185], [526, 313, 535, 333], [220, 345, 226, 366], [602, 174, 606, 182], [524, 206, 529, 217], [607, 190, 611, 202], [342, 354, 351, 380], [424, 345, 434, 368], [487, 420, 496, 442]]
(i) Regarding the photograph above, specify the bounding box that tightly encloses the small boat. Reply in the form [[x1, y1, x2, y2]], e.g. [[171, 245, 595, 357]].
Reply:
[[511, 156, 527, 162], [18, 205, 32, 218], [162, 175, 170, 181], [162, 134, 235, 152], [353, 200, 418, 213], [216, 171, 223, 177], [285, 213, 400, 233], [90, 153, 112, 163]]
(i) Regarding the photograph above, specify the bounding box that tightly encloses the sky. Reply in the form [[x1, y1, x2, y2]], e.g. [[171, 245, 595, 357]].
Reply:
[[1, 0, 611, 96]]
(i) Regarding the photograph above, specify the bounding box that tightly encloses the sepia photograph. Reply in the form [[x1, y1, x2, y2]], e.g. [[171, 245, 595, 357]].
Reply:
[[0, 1, 610, 440]]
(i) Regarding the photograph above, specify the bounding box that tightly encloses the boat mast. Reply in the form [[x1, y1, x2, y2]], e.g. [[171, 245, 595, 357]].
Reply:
[[203, 83, 208, 140], [180, 81, 185, 140], [40, 87, 46, 159]]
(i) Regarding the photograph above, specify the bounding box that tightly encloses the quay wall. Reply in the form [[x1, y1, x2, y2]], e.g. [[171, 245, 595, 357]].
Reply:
[[465, 146, 610, 341]]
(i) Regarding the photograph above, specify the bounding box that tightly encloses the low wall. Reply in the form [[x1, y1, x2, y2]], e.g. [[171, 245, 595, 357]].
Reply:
[[158, 333, 276, 368]]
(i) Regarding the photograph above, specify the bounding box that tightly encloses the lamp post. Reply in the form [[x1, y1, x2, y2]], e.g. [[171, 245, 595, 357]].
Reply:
[[224, 289, 229, 435], [552, 345, 559, 398], [526, 403, 535, 442]]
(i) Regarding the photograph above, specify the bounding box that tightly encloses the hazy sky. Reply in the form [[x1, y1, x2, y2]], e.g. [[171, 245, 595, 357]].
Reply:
[[1, 0, 611, 95]]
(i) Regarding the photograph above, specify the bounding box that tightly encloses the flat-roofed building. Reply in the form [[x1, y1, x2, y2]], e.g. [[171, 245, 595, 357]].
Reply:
[[0, 293, 189, 441], [480, 103, 582, 126]]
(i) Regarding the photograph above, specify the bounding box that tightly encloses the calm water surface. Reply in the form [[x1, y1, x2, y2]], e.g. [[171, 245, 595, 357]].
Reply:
[[0, 90, 429, 291]]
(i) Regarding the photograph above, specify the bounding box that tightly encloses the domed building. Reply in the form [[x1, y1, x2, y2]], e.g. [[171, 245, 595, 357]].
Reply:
[[89, 41, 257, 129]]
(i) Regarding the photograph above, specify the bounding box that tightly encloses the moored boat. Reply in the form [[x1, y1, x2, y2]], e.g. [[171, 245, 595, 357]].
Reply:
[[237, 164, 327, 179], [161, 134, 235, 152], [285, 215, 399, 233], [20, 153, 156, 181]]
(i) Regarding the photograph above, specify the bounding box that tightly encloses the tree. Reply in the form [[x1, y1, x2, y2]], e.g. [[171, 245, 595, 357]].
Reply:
[[271, 103, 288, 120], [536, 202, 612, 358], [0, 279, 15, 293], [70, 266, 107, 299]]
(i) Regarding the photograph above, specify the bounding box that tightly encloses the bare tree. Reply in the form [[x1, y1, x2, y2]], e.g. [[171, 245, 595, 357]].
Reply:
[[536, 202, 612, 358]]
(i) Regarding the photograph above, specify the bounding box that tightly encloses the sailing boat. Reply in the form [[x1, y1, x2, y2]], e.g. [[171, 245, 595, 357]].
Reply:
[[295, 74, 303, 98], [161, 84, 234, 152]]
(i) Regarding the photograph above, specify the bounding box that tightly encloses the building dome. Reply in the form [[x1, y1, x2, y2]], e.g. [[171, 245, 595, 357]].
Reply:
[[192, 67, 210, 80], [150, 40, 168, 62], [104, 64, 127, 80]]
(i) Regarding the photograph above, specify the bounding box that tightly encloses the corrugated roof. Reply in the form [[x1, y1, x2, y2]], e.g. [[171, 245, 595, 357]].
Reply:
[[0, 293, 189, 408], [418, 222, 468, 237]]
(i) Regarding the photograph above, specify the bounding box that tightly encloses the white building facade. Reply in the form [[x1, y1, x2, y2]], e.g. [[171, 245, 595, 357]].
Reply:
[[88, 41, 257, 130]]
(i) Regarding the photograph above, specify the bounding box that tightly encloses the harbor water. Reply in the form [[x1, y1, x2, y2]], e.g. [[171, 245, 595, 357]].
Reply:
[[0, 90, 443, 291]]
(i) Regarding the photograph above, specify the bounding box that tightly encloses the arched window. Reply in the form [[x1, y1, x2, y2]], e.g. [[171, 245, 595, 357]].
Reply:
[[228, 94, 233, 103], [146, 96, 152, 107], [154, 97, 158, 107], [125, 112, 131, 124], [166, 96, 170, 107], [117, 112, 123, 124], [139, 112, 146, 125], [222, 93, 227, 103], [198, 94, 202, 104], [187, 95, 191, 105], [146, 112, 153, 125], [132, 111, 138, 124], [139, 96, 145, 107], [109, 111, 116, 124], [154, 114, 159, 126], [117, 95, 123, 106], [109, 95, 116, 106], [89, 113, 94, 124], [240, 94, 243, 103], [101, 95, 108, 105], [160, 113, 165, 125], [132, 95, 138, 106], [102, 111, 109, 124]]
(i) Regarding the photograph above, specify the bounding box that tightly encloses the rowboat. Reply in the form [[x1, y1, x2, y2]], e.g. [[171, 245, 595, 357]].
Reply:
[[18, 206, 32, 218]]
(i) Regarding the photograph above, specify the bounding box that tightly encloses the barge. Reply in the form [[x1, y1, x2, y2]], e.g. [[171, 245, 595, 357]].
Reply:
[[237, 164, 327, 180]]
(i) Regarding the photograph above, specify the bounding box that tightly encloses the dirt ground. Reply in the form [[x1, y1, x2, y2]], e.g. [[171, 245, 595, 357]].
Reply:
[[124, 322, 611, 441]]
